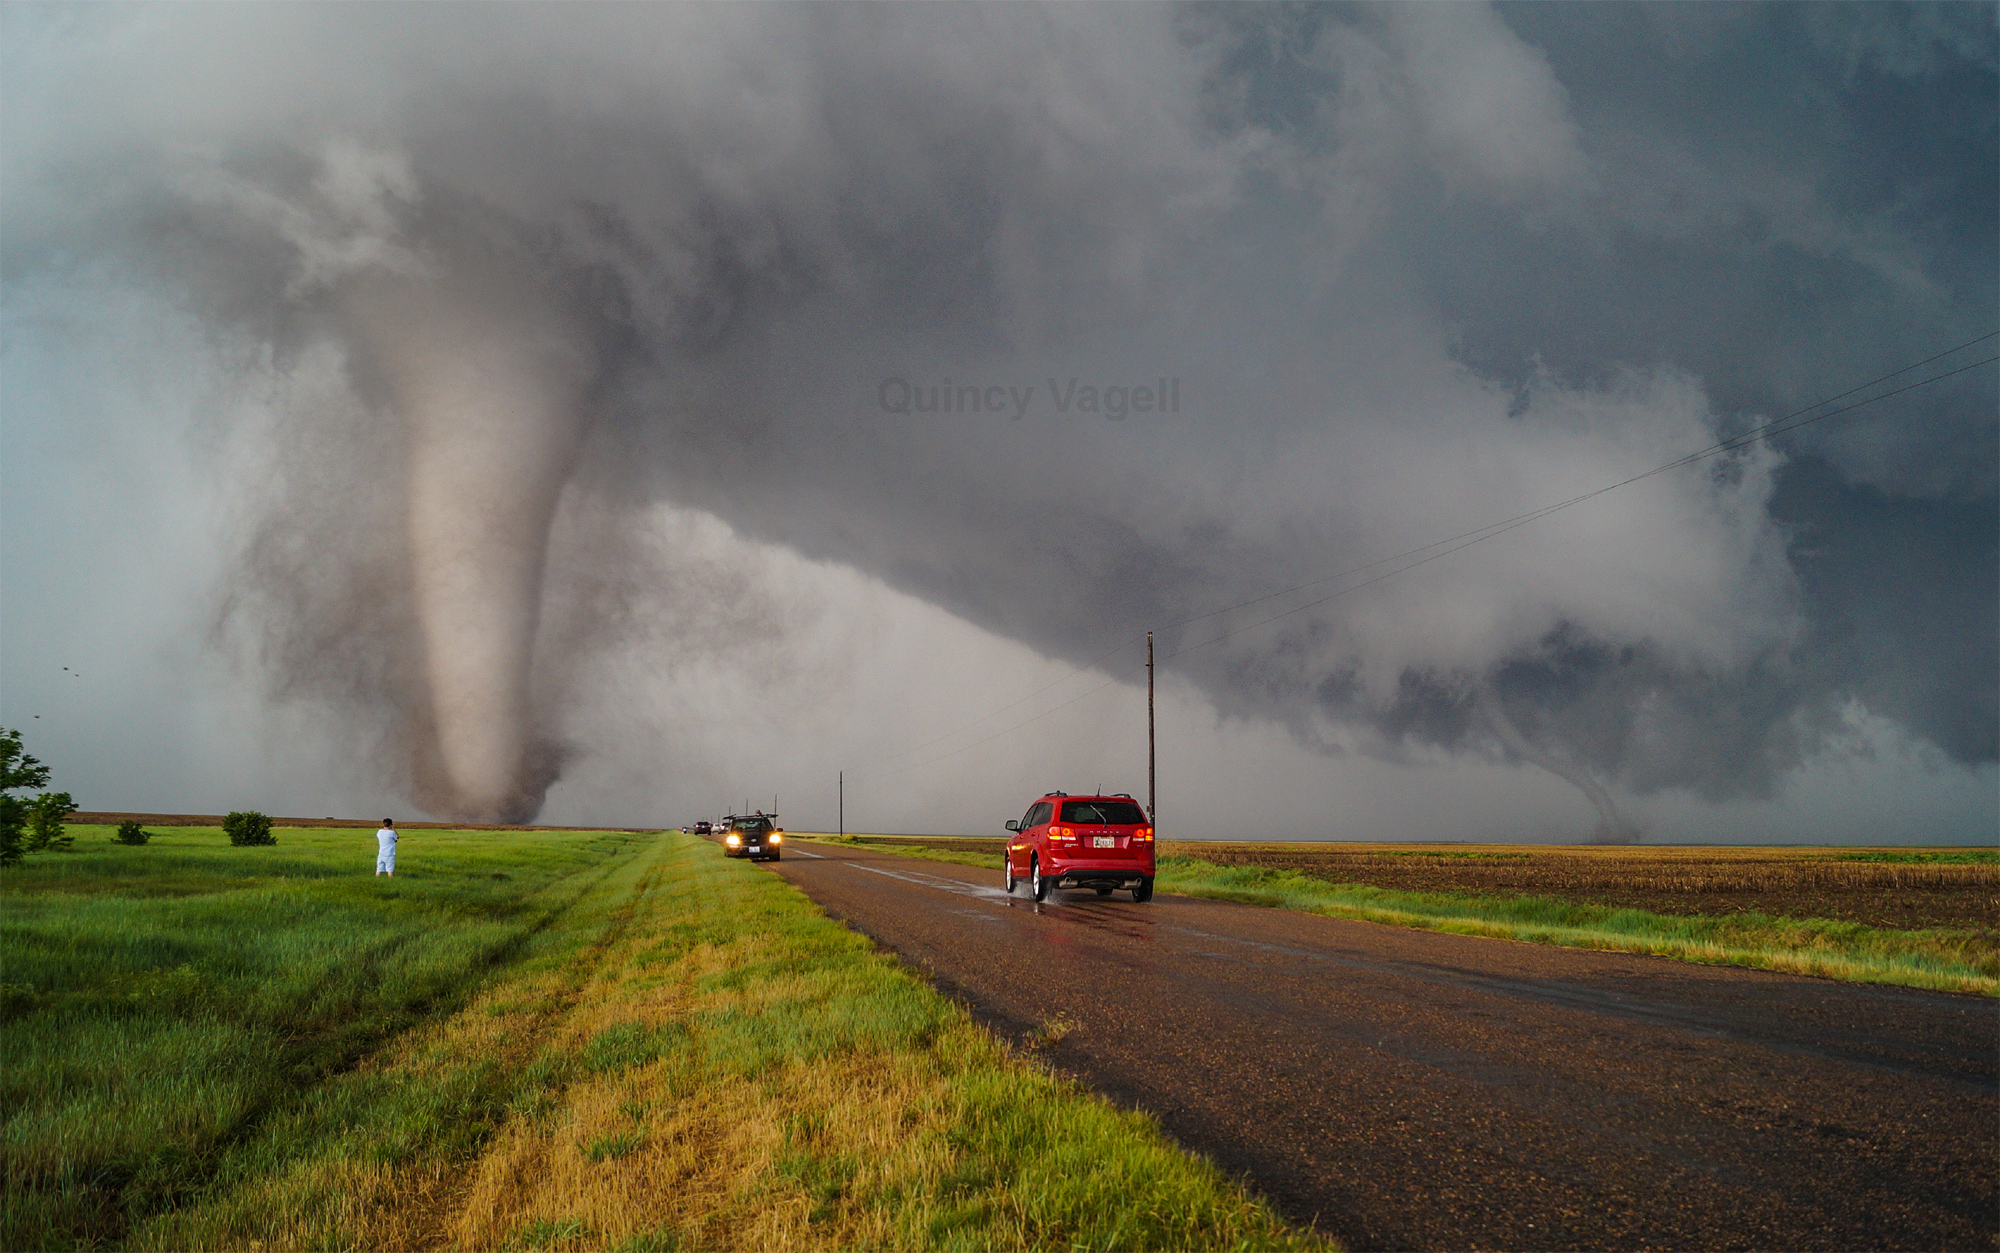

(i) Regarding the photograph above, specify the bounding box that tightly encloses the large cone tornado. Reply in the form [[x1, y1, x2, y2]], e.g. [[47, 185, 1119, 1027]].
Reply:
[[347, 275, 595, 823]]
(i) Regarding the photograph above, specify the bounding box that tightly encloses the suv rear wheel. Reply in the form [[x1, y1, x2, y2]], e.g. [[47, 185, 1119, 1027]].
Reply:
[[1030, 856, 1050, 902], [1132, 876, 1154, 903]]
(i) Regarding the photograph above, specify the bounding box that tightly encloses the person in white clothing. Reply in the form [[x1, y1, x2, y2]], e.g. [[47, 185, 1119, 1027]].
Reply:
[[376, 818, 397, 877]]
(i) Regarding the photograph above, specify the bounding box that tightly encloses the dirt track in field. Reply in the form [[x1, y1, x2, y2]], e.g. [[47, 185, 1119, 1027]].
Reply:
[[772, 840, 1998, 1252]]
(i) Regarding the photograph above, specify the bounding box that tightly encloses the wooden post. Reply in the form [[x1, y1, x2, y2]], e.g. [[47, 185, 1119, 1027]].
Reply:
[[1147, 631, 1156, 830]]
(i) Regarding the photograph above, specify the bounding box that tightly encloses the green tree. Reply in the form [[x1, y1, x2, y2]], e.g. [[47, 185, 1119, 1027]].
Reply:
[[115, 820, 150, 846], [0, 729, 51, 867], [28, 792, 77, 852]]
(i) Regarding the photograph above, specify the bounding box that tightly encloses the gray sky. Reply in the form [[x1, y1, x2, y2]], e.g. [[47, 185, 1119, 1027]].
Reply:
[[2, 3, 1994, 842]]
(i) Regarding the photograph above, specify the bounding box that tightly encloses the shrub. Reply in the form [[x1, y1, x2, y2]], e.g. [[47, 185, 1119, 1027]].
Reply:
[[224, 811, 276, 847], [0, 729, 51, 867], [27, 791, 76, 852], [115, 820, 151, 846]]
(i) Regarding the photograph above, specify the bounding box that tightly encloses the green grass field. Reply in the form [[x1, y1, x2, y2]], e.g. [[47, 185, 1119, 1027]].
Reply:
[[1, 823, 646, 1248], [2, 825, 1317, 1251]]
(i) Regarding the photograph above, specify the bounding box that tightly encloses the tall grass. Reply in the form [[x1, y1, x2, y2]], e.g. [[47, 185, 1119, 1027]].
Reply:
[[1156, 857, 1998, 996]]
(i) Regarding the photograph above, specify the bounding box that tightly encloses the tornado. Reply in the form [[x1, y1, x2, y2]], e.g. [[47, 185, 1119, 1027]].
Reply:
[[344, 271, 595, 823], [1476, 681, 1639, 844]]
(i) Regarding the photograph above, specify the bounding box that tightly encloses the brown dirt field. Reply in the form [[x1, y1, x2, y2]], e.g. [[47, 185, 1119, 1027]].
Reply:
[[839, 836, 1998, 934], [1166, 842, 1998, 933]]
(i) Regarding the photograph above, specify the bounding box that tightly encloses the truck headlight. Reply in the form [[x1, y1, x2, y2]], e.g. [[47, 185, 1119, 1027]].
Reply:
[[726, 834, 740, 846]]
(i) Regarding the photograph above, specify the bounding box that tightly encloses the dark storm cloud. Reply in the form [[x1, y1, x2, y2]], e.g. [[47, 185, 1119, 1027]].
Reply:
[[4, 2, 1991, 832], [1393, 2, 1999, 777]]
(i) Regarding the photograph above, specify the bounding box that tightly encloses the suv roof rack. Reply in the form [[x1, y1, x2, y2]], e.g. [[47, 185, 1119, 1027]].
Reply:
[[1113, 792, 1133, 798]]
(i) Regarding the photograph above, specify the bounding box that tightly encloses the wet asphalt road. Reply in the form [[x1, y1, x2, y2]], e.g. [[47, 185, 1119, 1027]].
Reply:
[[767, 842, 1998, 1251]]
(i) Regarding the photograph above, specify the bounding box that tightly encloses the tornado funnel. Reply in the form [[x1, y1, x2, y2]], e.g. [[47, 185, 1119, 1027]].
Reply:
[[346, 274, 595, 823], [1477, 681, 1639, 844]]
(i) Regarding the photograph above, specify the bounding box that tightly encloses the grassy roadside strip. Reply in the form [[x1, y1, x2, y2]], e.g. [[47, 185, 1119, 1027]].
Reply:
[[142, 831, 1321, 1251], [803, 837, 1996, 997], [1159, 857, 1997, 996]]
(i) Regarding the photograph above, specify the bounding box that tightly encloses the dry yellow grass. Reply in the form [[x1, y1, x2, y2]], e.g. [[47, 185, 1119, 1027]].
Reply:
[[420, 864, 1311, 1250]]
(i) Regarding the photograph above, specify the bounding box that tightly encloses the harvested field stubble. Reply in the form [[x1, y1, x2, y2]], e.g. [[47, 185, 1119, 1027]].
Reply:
[[1160, 843, 1997, 933]]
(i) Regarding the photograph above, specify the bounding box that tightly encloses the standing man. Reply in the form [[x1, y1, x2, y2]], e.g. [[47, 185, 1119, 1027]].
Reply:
[[376, 818, 397, 877]]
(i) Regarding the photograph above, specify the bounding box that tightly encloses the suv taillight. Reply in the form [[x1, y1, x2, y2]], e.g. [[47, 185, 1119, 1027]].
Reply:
[[1137, 827, 1153, 841]]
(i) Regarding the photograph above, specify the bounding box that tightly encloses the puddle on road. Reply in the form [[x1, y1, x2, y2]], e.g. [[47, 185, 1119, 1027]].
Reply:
[[841, 858, 1017, 902], [824, 850, 1159, 939], [1005, 895, 1158, 941]]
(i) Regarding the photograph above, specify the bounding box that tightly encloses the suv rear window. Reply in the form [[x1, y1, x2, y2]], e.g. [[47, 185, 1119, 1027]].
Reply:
[[1060, 800, 1145, 825]]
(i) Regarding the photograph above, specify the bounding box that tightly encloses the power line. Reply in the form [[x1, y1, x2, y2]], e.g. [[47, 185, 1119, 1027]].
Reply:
[[1160, 330, 2000, 637], [1164, 349, 1998, 663], [845, 332, 1998, 778]]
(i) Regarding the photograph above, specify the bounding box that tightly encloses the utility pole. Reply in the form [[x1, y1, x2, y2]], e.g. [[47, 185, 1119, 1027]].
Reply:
[[839, 771, 844, 839], [1147, 631, 1156, 830]]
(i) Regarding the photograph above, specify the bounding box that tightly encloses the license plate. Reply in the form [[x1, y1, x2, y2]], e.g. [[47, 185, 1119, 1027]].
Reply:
[[1093, 836, 1115, 848]]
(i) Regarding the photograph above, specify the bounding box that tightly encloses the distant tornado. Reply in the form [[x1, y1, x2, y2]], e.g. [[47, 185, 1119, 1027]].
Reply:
[[345, 272, 596, 823], [1476, 681, 1638, 844]]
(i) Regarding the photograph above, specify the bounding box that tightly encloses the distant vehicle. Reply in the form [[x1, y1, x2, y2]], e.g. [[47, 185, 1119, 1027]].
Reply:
[[722, 812, 783, 861], [1004, 792, 1153, 902]]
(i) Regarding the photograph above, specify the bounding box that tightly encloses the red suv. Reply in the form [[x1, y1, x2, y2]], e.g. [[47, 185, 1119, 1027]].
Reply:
[[1004, 793, 1155, 902]]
